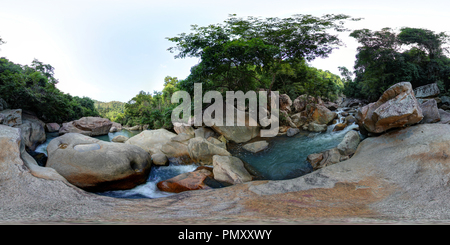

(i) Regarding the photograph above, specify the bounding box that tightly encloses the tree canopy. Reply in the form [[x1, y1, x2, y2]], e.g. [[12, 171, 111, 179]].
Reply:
[[343, 27, 450, 101], [167, 14, 359, 96], [0, 36, 99, 123]]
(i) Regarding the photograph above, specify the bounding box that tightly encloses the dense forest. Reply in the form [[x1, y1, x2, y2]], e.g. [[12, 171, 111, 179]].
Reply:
[[0, 57, 99, 123], [1, 15, 449, 129], [342, 27, 450, 101]]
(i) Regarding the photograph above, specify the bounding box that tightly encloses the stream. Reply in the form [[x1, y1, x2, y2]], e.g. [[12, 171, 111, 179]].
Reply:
[[35, 109, 359, 199]]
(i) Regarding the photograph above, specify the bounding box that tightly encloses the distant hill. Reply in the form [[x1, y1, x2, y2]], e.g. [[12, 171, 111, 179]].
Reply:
[[94, 100, 125, 122]]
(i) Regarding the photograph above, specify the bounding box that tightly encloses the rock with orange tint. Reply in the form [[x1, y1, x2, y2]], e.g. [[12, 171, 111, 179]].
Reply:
[[157, 167, 218, 193], [356, 82, 423, 134], [309, 104, 337, 125]]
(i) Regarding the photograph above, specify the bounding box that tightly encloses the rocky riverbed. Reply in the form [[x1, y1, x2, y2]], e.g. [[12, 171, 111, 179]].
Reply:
[[3, 82, 450, 224]]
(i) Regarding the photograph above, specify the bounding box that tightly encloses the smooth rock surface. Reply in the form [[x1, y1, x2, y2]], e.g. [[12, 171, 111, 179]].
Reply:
[[212, 155, 253, 184], [187, 137, 231, 165], [125, 129, 177, 155], [46, 133, 152, 192], [242, 141, 269, 153]]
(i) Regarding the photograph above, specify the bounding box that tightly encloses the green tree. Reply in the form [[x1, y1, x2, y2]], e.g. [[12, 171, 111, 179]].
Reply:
[[0, 57, 99, 123], [168, 14, 360, 94], [347, 27, 450, 101]]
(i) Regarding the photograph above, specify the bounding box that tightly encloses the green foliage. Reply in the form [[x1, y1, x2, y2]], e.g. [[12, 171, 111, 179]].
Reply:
[[94, 100, 125, 122], [269, 59, 344, 101], [0, 57, 99, 123], [345, 27, 450, 101], [168, 14, 356, 107], [121, 76, 179, 129]]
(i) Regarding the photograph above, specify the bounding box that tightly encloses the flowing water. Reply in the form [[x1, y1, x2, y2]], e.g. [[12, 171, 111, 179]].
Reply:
[[34, 109, 360, 199]]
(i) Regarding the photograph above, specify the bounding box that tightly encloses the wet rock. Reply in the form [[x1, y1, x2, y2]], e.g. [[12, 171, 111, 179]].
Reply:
[[337, 130, 361, 156], [156, 167, 217, 193], [308, 122, 327, 132], [311, 148, 341, 171], [333, 123, 347, 132], [151, 153, 168, 166], [243, 140, 269, 153], [212, 155, 253, 184], [286, 127, 300, 137], [306, 153, 323, 167]]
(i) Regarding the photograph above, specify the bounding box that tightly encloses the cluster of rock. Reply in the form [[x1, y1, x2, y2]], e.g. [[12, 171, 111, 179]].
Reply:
[[7, 81, 450, 197], [279, 94, 338, 133], [123, 128, 256, 193], [307, 130, 361, 170], [357, 82, 450, 135], [306, 81, 450, 172]]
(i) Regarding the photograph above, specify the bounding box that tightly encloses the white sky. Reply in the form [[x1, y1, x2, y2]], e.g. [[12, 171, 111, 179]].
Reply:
[[1, 0, 449, 102]]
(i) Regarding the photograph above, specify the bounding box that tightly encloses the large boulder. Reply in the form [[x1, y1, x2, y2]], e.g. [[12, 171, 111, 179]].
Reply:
[[46, 133, 152, 192], [293, 95, 321, 113], [337, 130, 361, 156], [438, 109, 450, 124], [160, 133, 194, 165], [356, 82, 423, 134], [242, 140, 269, 153], [72, 117, 112, 136], [308, 148, 342, 171], [206, 106, 260, 144], [419, 99, 440, 124], [0, 125, 116, 222], [212, 155, 253, 184], [187, 137, 231, 165], [307, 122, 327, 132], [194, 127, 216, 139], [309, 104, 337, 125], [125, 129, 177, 155], [279, 94, 292, 113], [414, 83, 440, 99], [156, 167, 219, 193], [59, 117, 113, 136], [151, 153, 168, 166], [45, 123, 60, 133], [0, 109, 22, 127], [15, 114, 46, 151], [173, 125, 195, 137]]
